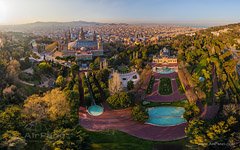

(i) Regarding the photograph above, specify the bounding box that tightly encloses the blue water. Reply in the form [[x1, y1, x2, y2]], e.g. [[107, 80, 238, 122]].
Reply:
[[88, 105, 104, 116], [156, 67, 175, 74], [147, 107, 186, 126]]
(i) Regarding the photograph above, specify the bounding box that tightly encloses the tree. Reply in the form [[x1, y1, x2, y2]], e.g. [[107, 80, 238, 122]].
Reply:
[[205, 117, 237, 147], [0, 106, 25, 134], [38, 62, 52, 74], [223, 104, 240, 117], [229, 132, 240, 149], [185, 117, 238, 148], [185, 119, 208, 147], [127, 80, 134, 90], [65, 88, 80, 111], [23, 95, 48, 123], [131, 105, 148, 122], [70, 64, 79, 77], [215, 89, 225, 102], [2, 85, 21, 104], [6, 59, 20, 82], [135, 68, 152, 91], [0, 63, 6, 90], [106, 92, 132, 109], [201, 69, 210, 80], [96, 69, 110, 85], [55, 75, 66, 88], [0, 130, 27, 150], [45, 126, 90, 150], [42, 88, 71, 121], [183, 104, 200, 121], [133, 59, 143, 69], [108, 72, 123, 95], [23, 88, 71, 122]]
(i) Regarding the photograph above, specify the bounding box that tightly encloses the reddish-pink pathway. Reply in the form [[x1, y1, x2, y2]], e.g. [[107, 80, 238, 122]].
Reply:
[[197, 101, 219, 120], [145, 72, 186, 102], [79, 104, 187, 141]]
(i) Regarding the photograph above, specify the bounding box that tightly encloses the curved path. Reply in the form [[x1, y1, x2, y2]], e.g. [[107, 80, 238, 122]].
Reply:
[[79, 106, 187, 141]]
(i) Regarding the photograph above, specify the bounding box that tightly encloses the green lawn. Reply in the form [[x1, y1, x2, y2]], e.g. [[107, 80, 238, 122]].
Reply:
[[87, 130, 188, 150], [158, 78, 173, 95], [25, 129, 188, 150]]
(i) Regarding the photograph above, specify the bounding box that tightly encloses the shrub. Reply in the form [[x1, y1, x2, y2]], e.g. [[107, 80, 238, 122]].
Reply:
[[0, 130, 27, 149], [107, 92, 132, 109], [127, 80, 134, 90], [55, 75, 66, 88], [84, 88, 89, 94], [146, 76, 155, 94], [131, 105, 148, 122], [183, 104, 200, 121], [45, 126, 90, 150], [38, 62, 52, 74]]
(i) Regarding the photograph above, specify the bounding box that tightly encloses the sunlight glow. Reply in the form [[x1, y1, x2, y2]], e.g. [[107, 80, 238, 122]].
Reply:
[[0, 1, 8, 23]]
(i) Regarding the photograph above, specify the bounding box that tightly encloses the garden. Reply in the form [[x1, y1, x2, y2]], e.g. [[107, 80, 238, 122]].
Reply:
[[117, 65, 130, 73], [158, 78, 173, 95], [146, 76, 155, 94]]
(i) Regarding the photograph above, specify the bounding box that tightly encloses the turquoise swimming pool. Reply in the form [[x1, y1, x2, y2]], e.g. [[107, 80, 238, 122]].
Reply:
[[146, 107, 186, 126], [87, 105, 104, 116], [156, 67, 175, 74]]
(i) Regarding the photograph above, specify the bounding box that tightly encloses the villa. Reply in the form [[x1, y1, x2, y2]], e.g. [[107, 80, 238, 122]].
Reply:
[[152, 47, 178, 74]]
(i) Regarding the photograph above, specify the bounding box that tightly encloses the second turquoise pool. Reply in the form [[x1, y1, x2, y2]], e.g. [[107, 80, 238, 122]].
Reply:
[[146, 106, 187, 126]]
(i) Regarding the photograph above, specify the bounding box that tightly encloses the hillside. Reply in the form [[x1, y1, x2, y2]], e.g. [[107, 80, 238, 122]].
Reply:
[[0, 21, 105, 32], [172, 23, 240, 103]]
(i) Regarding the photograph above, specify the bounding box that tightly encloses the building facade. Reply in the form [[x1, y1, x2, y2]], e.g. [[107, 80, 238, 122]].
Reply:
[[63, 28, 104, 60], [152, 47, 178, 73], [152, 47, 177, 64]]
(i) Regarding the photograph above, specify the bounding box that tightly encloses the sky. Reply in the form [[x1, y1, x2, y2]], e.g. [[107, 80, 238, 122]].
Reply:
[[0, 0, 240, 25]]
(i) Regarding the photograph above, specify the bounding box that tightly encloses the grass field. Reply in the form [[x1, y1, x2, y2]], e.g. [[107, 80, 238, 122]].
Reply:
[[26, 129, 188, 150], [87, 130, 188, 150]]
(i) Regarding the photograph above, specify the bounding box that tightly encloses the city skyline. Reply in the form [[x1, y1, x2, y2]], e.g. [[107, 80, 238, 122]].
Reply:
[[0, 0, 240, 26]]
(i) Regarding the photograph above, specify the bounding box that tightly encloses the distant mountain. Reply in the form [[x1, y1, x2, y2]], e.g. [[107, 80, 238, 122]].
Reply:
[[26, 20, 104, 26], [0, 20, 106, 32]]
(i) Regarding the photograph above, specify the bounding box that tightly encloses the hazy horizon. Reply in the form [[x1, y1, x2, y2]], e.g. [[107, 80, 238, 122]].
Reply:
[[0, 0, 240, 26]]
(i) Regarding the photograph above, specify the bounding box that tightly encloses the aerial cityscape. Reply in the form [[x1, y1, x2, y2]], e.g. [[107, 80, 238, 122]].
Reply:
[[0, 0, 240, 150]]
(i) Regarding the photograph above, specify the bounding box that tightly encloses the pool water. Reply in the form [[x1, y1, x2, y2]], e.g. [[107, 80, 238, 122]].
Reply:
[[87, 105, 104, 116], [156, 67, 175, 74], [146, 107, 186, 126]]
